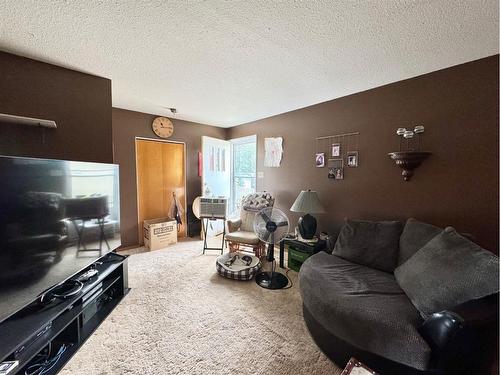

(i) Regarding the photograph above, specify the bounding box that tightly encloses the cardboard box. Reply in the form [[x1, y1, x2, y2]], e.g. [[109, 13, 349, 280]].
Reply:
[[144, 217, 177, 250]]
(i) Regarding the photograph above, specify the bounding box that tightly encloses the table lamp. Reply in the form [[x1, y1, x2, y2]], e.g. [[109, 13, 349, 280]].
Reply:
[[290, 189, 325, 239]]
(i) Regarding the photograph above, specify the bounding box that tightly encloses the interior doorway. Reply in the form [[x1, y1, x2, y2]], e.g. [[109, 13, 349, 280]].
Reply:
[[200, 135, 257, 229], [136, 138, 186, 245], [201, 136, 231, 237]]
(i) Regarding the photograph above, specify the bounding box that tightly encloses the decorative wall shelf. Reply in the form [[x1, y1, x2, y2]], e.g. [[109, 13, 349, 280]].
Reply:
[[388, 151, 431, 181], [0, 113, 57, 128]]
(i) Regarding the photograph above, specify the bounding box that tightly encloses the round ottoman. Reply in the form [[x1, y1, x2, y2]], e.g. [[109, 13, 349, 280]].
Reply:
[[216, 252, 262, 281]]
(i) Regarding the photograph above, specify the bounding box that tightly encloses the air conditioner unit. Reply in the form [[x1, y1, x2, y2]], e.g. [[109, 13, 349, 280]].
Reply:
[[199, 197, 227, 219]]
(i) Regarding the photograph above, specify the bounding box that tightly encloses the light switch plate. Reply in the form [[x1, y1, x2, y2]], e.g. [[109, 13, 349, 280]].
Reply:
[[257, 171, 264, 178]]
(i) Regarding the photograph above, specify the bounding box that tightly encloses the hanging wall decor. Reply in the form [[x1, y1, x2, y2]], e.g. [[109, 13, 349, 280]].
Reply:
[[316, 132, 360, 180], [389, 125, 431, 181], [264, 137, 283, 167], [331, 143, 341, 157], [328, 158, 344, 180], [315, 153, 325, 167], [346, 151, 359, 167]]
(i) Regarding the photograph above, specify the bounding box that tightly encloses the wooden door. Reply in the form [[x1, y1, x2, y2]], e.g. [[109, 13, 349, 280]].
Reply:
[[136, 139, 186, 245]]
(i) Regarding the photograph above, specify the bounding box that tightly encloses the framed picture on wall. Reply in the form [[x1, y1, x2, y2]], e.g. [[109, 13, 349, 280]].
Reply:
[[328, 158, 343, 180], [346, 151, 358, 167], [328, 167, 344, 180], [315, 153, 325, 167], [332, 143, 341, 157]]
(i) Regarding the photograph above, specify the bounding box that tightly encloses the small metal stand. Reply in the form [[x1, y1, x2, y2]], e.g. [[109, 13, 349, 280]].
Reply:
[[201, 217, 226, 254], [70, 216, 110, 253]]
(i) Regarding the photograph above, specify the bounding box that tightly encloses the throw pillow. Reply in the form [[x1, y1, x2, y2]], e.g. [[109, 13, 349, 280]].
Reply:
[[394, 227, 499, 318], [398, 218, 442, 265], [333, 219, 403, 272]]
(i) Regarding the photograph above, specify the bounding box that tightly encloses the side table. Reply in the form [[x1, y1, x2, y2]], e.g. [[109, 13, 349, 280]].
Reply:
[[279, 237, 326, 269]]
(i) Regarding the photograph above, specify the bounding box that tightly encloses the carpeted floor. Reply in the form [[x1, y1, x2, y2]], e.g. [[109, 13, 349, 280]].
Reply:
[[60, 239, 342, 375]]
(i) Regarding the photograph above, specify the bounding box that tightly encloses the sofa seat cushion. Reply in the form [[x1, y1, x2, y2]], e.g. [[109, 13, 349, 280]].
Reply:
[[299, 252, 431, 370], [225, 231, 260, 245]]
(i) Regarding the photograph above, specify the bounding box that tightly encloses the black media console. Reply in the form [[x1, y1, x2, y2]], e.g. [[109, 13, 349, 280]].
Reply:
[[0, 252, 129, 375]]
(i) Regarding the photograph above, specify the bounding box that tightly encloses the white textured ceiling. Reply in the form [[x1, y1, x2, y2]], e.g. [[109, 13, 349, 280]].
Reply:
[[0, 1, 498, 127]]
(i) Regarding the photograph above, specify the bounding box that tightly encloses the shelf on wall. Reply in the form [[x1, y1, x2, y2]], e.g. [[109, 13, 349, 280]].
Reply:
[[388, 151, 431, 181]]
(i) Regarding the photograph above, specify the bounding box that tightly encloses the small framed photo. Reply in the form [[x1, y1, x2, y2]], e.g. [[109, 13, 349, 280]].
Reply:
[[346, 151, 358, 167], [328, 167, 344, 180], [334, 167, 344, 179], [315, 153, 325, 167], [328, 159, 344, 180], [331, 143, 341, 157]]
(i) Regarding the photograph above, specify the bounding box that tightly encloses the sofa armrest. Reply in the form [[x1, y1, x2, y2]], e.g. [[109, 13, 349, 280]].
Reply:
[[419, 293, 498, 352], [448, 293, 499, 327], [419, 294, 498, 373], [226, 218, 242, 233], [419, 311, 464, 352]]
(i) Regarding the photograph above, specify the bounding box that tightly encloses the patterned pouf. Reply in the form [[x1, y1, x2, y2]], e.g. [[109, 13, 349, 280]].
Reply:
[[216, 252, 261, 281]]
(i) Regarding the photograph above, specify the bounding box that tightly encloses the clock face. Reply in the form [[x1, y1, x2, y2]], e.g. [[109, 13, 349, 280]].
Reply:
[[152, 117, 174, 138]]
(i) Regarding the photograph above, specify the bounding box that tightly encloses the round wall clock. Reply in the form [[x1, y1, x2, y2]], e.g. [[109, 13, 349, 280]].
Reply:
[[152, 117, 174, 138]]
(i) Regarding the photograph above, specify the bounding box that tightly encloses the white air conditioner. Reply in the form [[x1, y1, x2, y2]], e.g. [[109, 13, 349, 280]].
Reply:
[[199, 197, 227, 219]]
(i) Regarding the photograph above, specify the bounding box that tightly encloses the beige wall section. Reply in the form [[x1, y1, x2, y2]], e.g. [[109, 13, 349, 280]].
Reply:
[[136, 139, 186, 244], [112, 108, 226, 247], [227, 55, 499, 253]]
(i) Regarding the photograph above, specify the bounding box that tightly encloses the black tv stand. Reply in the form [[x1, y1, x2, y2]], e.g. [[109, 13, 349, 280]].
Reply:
[[0, 252, 129, 375]]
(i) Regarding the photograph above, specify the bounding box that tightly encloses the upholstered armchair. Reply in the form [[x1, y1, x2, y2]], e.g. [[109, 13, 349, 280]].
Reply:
[[225, 192, 275, 258]]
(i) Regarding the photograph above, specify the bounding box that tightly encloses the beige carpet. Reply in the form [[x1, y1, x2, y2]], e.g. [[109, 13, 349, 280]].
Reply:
[[60, 239, 342, 375]]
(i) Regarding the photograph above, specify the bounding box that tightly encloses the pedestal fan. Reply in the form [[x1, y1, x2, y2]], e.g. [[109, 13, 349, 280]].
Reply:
[[253, 207, 290, 289]]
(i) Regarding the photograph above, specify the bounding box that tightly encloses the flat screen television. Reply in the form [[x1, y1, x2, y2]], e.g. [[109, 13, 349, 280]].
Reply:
[[0, 155, 121, 323]]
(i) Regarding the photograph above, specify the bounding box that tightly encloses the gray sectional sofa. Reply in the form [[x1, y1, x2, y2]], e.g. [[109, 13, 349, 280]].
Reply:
[[299, 218, 499, 375]]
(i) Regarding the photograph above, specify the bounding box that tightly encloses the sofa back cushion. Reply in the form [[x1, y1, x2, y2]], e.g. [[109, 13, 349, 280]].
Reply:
[[399, 218, 443, 265], [394, 227, 499, 318], [333, 219, 403, 272]]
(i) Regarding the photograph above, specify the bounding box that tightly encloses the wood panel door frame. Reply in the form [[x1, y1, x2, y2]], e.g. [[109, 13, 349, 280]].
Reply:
[[135, 136, 187, 245]]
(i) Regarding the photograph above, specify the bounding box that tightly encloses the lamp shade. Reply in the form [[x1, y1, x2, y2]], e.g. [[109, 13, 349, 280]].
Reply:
[[290, 190, 325, 214]]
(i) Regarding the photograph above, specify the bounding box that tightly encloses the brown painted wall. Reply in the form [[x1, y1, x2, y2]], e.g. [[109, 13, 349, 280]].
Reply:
[[3, 50, 497, 252], [112, 108, 226, 246], [0, 51, 112, 163], [227, 55, 499, 253]]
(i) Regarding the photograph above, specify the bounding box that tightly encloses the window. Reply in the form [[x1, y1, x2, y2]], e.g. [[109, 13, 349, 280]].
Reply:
[[230, 135, 257, 217]]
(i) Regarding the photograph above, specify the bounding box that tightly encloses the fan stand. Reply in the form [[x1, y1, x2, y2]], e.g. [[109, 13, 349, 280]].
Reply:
[[255, 243, 288, 290]]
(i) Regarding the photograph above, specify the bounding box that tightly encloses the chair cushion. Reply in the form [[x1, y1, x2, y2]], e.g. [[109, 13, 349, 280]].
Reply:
[[299, 252, 430, 370], [398, 218, 442, 265], [333, 219, 403, 272], [225, 231, 260, 245], [395, 228, 500, 318]]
